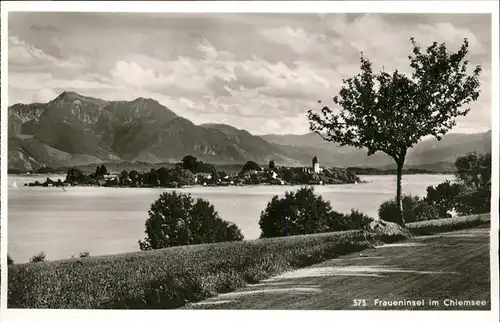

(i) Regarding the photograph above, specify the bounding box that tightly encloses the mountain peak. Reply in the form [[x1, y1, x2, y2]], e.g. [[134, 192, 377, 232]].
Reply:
[[55, 91, 82, 101], [133, 97, 158, 103]]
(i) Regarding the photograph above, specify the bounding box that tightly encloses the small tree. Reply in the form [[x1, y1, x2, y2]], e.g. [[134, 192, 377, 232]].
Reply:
[[181, 155, 199, 173], [118, 170, 129, 185], [99, 164, 108, 176], [259, 186, 372, 238], [454, 152, 491, 215], [425, 180, 462, 217], [454, 152, 491, 191], [157, 167, 170, 186], [241, 161, 262, 174], [129, 170, 140, 185], [139, 191, 243, 250], [378, 194, 442, 224], [66, 168, 85, 184], [79, 252, 90, 258], [29, 251, 46, 263], [308, 38, 482, 226], [269, 160, 276, 169]]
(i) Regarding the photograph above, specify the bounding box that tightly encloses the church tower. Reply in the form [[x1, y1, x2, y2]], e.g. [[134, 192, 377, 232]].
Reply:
[[312, 156, 320, 174]]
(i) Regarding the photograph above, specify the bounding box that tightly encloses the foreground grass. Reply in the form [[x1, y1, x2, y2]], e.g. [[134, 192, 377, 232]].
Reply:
[[189, 226, 490, 310], [8, 229, 406, 309], [407, 213, 490, 235]]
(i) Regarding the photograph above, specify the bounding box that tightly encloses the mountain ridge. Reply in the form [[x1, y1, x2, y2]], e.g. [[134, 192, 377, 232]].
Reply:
[[8, 92, 492, 172]]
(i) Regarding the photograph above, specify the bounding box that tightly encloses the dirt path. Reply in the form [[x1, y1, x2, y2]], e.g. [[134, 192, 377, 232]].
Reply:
[[184, 227, 491, 310]]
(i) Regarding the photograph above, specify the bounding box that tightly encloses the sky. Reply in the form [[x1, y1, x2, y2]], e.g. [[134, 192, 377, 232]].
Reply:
[[8, 12, 492, 135]]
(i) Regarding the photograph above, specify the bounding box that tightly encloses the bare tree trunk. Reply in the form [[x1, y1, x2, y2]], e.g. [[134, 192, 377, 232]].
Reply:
[[396, 161, 405, 227]]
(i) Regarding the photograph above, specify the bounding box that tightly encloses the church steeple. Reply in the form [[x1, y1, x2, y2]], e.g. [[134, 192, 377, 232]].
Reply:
[[312, 156, 320, 174]]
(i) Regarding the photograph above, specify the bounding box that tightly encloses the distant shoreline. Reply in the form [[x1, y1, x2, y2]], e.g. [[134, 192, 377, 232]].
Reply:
[[8, 171, 452, 177], [13, 180, 367, 189]]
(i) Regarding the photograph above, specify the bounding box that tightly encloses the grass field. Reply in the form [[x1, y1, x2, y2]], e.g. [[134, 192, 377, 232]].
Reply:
[[7, 229, 406, 309]]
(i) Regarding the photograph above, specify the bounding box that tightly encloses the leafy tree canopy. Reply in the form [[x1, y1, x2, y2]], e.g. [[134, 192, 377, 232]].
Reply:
[[308, 37, 482, 225], [139, 191, 244, 250], [259, 186, 373, 238], [241, 161, 262, 173]]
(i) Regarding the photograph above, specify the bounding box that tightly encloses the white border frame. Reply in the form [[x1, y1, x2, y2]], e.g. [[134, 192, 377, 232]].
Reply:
[[1, 1, 498, 322]]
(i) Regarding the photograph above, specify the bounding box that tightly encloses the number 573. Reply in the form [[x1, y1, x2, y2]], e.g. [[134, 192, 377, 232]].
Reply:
[[353, 299, 367, 307]]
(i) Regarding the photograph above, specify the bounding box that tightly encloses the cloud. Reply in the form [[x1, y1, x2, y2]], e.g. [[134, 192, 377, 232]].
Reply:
[[8, 36, 84, 70], [259, 26, 325, 55], [30, 24, 60, 33], [8, 13, 492, 135], [416, 22, 486, 54], [33, 88, 58, 103]]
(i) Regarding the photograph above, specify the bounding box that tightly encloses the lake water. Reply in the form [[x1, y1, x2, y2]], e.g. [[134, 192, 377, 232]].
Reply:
[[7, 174, 453, 263]]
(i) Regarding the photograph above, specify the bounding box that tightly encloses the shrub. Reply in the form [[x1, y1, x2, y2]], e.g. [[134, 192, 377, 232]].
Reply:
[[8, 255, 14, 265], [79, 252, 90, 258], [259, 186, 373, 238], [29, 252, 46, 263], [378, 194, 442, 224], [139, 191, 244, 250], [455, 187, 491, 216], [344, 209, 374, 230], [455, 152, 491, 189], [425, 180, 462, 217], [424, 152, 492, 217], [454, 152, 491, 215]]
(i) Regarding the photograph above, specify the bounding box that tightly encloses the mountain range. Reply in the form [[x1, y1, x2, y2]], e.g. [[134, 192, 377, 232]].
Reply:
[[8, 91, 492, 172]]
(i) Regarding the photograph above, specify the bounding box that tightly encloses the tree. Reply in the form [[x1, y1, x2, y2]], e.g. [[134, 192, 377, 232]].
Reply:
[[454, 152, 491, 191], [144, 169, 159, 186], [29, 251, 46, 263], [170, 168, 196, 186], [196, 161, 216, 174], [454, 152, 491, 215], [259, 186, 372, 238], [118, 170, 129, 185], [241, 161, 262, 174], [157, 167, 170, 186], [307, 38, 482, 226], [66, 168, 86, 184], [129, 170, 140, 185], [269, 160, 276, 169], [94, 166, 101, 178], [138, 191, 243, 250], [378, 194, 442, 224], [182, 155, 199, 173], [282, 168, 295, 183], [425, 180, 462, 217], [99, 164, 108, 176]]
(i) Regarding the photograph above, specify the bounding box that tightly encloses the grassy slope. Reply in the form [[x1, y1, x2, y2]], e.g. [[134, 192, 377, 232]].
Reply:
[[187, 226, 491, 310], [7, 214, 491, 309], [407, 213, 490, 235], [8, 229, 405, 309]]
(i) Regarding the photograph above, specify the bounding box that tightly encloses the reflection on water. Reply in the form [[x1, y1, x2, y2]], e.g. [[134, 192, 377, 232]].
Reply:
[[8, 174, 452, 262]]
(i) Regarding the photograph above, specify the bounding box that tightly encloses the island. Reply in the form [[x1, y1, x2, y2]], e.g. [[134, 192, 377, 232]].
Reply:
[[21, 155, 362, 188]]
